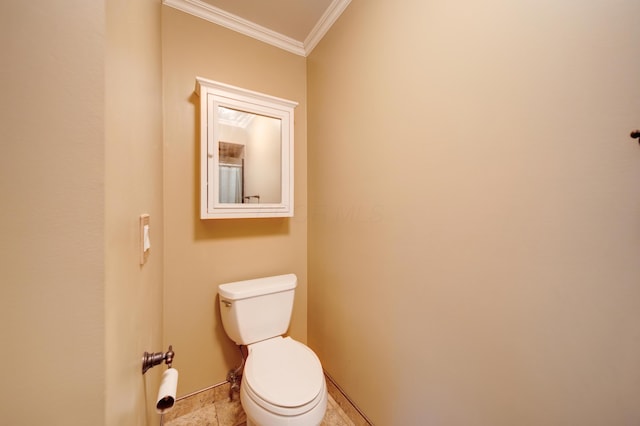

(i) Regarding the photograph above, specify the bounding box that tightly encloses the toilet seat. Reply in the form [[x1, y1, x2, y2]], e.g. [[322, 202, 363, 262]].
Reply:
[[244, 336, 324, 414]]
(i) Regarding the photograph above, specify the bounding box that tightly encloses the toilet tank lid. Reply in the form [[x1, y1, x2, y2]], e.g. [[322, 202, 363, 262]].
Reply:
[[218, 274, 297, 301]]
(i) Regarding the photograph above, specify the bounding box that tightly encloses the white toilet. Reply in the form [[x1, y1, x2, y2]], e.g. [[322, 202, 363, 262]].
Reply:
[[218, 274, 327, 426]]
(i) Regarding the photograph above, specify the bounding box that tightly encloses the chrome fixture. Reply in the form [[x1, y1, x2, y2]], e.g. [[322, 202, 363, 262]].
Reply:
[[227, 345, 246, 401], [142, 345, 175, 374]]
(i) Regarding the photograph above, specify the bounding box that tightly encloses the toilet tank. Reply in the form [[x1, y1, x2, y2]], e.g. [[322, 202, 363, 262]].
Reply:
[[218, 274, 297, 345]]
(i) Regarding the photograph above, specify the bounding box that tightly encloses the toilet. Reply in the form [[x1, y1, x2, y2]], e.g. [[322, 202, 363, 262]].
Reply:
[[218, 274, 327, 426]]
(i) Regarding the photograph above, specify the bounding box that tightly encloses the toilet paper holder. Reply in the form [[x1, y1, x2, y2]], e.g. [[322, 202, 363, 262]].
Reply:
[[142, 345, 175, 374]]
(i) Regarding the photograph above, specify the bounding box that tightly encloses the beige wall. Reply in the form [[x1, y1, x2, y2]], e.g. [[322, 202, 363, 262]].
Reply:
[[1, 0, 164, 424], [308, 0, 640, 424], [161, 6, 308, 396], [0, 1, 105, 424], [105, 0, 164, 424]]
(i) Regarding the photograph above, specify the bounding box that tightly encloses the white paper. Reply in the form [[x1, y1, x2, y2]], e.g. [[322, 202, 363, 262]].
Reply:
[[156, 368, 179, 414]]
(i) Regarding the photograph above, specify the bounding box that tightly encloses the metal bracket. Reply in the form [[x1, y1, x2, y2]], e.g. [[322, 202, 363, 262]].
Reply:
[[142, 345, 175, 374]]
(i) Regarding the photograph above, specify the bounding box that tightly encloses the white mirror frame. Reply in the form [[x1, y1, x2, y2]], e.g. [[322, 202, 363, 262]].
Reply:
[[195, 77, 297, 219]]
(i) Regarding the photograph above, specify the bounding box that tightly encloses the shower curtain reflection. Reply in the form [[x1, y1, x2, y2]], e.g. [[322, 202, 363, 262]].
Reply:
[[219, 164, 243, 203]]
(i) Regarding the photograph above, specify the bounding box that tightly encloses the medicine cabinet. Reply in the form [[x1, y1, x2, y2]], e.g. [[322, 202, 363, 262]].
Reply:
[[196, 77, 297, 219]]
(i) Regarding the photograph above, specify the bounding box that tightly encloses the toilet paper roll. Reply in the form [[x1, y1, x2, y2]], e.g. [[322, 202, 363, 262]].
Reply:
[[156, 368, 179, 414]]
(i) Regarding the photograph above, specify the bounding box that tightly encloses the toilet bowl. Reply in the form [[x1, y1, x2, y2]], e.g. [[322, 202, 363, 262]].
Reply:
[[218, 274, 328, 426], [241, 337, 327, 426]]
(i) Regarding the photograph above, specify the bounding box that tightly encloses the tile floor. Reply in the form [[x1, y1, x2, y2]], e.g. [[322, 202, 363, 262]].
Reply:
[[162, 375, 370, 426]]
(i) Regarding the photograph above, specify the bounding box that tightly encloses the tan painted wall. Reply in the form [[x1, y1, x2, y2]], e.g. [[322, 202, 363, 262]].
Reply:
[[162, 6, 308, 396], [0, 1, 105, 424], [307, 1, 640, 424], [1, 0, 163, 424], [105, 0, 164, 424]]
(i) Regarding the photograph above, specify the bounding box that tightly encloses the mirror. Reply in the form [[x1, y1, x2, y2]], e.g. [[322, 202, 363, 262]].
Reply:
[[196, 77, 297, 219]]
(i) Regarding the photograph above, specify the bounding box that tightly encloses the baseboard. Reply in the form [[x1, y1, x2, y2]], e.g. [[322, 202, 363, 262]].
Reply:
[[324, 371, 374, 425]]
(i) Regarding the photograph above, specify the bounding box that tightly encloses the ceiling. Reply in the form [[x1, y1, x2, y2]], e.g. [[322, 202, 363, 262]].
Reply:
[[200, 0, 333, 42], [163, 0, 352, 56]]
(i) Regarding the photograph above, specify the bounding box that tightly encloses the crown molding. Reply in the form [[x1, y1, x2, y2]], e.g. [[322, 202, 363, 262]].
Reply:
[[163, 0, 306, 56], [163, 0, 351, 57], [304, 0, 351, 55]]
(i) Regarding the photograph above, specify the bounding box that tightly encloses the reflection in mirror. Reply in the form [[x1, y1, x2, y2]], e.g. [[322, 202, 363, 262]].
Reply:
[[217, 107, 282, 204], [218, 141, 244, 203]]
